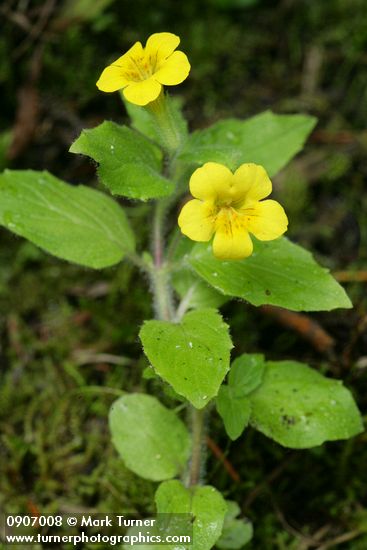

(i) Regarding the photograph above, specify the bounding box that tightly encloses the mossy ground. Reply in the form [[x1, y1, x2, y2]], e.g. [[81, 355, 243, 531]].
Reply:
[[1, 0, 367, 548]]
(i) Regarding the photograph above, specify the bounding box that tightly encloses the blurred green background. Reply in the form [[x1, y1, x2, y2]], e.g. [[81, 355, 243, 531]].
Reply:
[[1, 0, 367, 548]]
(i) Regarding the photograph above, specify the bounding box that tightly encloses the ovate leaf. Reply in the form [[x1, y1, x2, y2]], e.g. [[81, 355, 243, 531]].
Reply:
[[216, 386, 251, 440], [217, 354, 265, 440], [248, 360, 363, 448], [217, 518, 253, 548], [229, 353, 266, 397], [123, 517, 192, 550], [140, 309, 233, 408], [109, 394, 191, 481], [189, 239, 351, 312], [70, 121, 173, 200], [0, 170, 134, 269], [217, 501, 253, 549], [179, 111, 317, 175], [155, 480, 227, 550]]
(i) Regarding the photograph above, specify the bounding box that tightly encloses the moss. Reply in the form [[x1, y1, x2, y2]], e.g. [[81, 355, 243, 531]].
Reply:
[[1, 0, 367, 547]]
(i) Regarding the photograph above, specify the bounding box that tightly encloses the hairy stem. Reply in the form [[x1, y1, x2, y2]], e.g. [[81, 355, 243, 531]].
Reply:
[[152, 266, 173, 321], [150, 192, 207, 488], [147, 92, 206, 487], [152, 200, 165, 270], [151, 200, 174, 321], [188, 407, 206, 486]]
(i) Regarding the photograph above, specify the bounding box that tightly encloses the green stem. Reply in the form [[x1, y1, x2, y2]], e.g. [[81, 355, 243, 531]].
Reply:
[[152, 266, 173, 321], [146, 92, 207, 487], [151, 201, 173, 321], [188, 407, 206, 487], [153, 200, 166, 270], [150, 193, 207, 488]]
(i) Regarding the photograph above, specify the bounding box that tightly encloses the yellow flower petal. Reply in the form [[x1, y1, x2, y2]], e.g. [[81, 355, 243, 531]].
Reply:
[[233, 163, 272, 204], [96, 65, 130, 92], [154, 51, 191, 85], [243, 199, 288, 240], [111, 41, 144, 69], [96, 42, 144, 92], [145, 32, 180, 61], [178, 199, 215, 241], [122, 78, 162, 106], [213, 225, 253, 260], [189, 162, 234, 202]]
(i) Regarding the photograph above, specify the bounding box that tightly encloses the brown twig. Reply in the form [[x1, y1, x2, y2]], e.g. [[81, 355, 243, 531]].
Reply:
[[0, 7, 32, 31], [7, 43, 43, 160], [301, 44, 323, 96], [342, 313, 367, 366], [206, 436, 241, 483], [334, 271, 367, 283], [271, 497, 321, 548], [7, 83, 40, 160], [316, 529, 362, 549], [260, 305, 335, 353], [13, 0, 57, 59], [310, 129, 360, 145]]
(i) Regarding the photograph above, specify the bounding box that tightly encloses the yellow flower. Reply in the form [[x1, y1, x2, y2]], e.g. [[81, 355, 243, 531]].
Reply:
[[178, 162, 288, 260], [96, 32, 190, 106]]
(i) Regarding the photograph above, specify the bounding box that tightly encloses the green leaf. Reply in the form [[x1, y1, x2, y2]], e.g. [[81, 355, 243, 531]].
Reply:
[[189, 238, 352, 312], [216, 518, 253, 549], [229, 354, 266, 397], [179, 111, 317, 175], [0, 170, 134, 269], [248, 360, 363, 448], [109, 394, 191, 481], [123, 516, 192, 550], [70, 121, 173, 200], [216, 386, 251, 440], [223, 501, 241, 521], [217, 501, 253, 549], [155, 480, 227, 550], [217, 354, 265, 440], [140, 309, 233, 408]]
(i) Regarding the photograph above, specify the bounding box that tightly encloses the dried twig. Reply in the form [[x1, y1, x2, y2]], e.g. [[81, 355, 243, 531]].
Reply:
[[260, 305, 335, 353], [316, 529, 362, 549], [206, 436, 241, 483], [301, 44, 324, 96], [13, 0, 57, 59], [334, 271, 367, 283], [342, 314, 367, 366]]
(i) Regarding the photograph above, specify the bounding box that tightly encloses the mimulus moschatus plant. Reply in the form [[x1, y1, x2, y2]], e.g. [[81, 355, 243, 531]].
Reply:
[[0, 32, 362, 548]]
